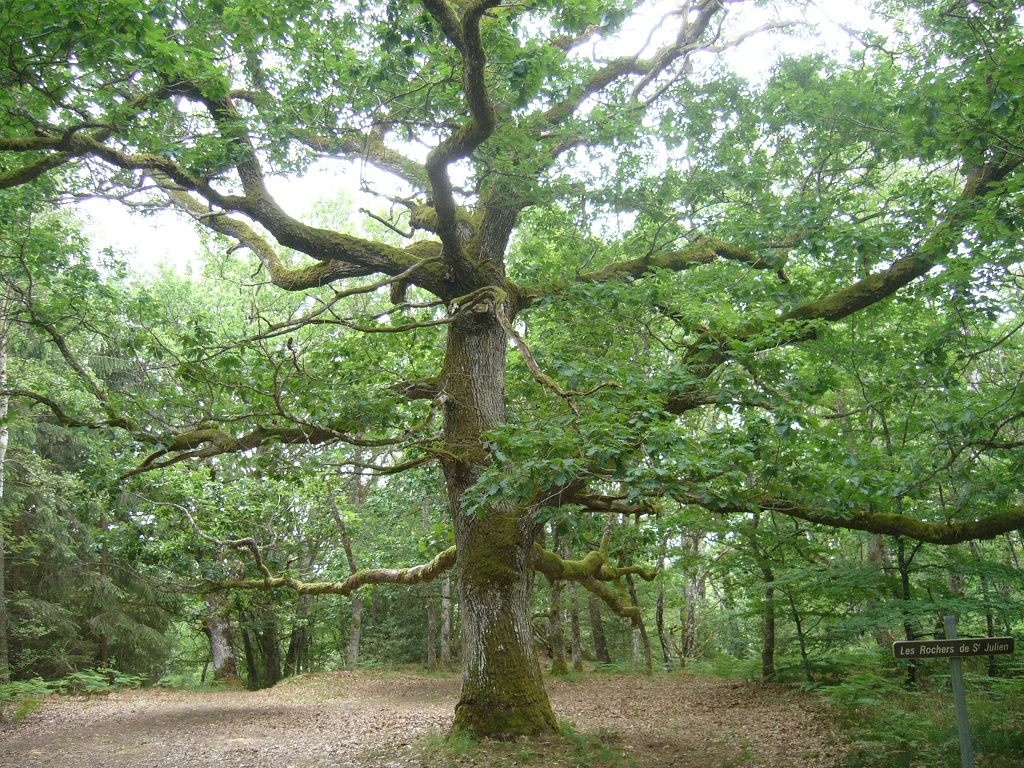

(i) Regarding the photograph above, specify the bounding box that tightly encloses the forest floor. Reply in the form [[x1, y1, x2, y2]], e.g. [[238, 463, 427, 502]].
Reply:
[[0, 670, 847, 768]]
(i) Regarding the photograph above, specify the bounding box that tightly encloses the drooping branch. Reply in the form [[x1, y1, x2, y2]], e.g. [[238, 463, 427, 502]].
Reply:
[[159, 178, 378, 290], [176, 499, 459, 595], [125, 422, 437, 479]]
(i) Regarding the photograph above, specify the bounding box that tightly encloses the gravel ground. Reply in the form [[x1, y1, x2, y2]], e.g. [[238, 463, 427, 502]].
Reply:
[[0, 671, 846, 767]]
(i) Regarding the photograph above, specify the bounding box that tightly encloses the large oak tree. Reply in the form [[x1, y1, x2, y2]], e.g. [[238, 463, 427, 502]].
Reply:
[[2, 0, 1023, 736]]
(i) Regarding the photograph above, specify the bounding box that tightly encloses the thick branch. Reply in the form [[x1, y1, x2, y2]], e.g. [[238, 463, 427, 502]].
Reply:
[[422, 0, 502, 271], [578, 237, 784, 284], [530, 542, 656, 627], [219, 545, 458, 596], [758, 497, 1024, 545]]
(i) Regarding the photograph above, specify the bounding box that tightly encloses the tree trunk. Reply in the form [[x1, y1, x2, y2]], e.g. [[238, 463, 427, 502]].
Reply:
[[440, 573, 452, 669], [866, 534, 896, 647], [241, 628, 259, 686], [787, 593, 813, 683], [0, 299, 9, 685], [569, 584, 584, 672], [655, 537, 672, 670], [626, 573, 653, 675], [423, 501, 437, 672], [332, 492, 362, 670], [347, 597, 362, 669], [202, 595, 240, 684], [546, 574, 568, 676], [589, 593, 611, 663], [761, 563, 776, 681], [257, 620, 282, 687], [284, 595, 311, 677], [546, 527, 568, 676], [441, 310, 556, 736], [98, 507, 111, 668], [896, 537, 919, 684]]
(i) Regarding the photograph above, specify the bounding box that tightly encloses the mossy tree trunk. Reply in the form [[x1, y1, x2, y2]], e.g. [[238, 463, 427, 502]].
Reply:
[[441, 309, 557, 736]]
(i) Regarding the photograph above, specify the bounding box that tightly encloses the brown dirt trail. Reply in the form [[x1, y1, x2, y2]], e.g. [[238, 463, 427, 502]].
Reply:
[[0, 671, 845, 767]]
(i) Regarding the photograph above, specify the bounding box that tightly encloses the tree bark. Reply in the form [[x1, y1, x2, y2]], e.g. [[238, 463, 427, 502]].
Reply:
[[0, 299, 9, 685], [442, 310, 556, 736], [761, 563, 776, 681], [589, 592, 611, 663], [866, 534, 896, 647], [284, 595, 311, 677], [680, 534, 705, 664], [423, 501, 437, 671], [331, 483, 363, 669], [896, 537, 919, 684], [546, 528, 568, 676], [440, 573, 452, 669], [202, 594, 240, 684], [569, 584, 584, 672], [626, 573, 653, 675], [655, 536, 672, 670]]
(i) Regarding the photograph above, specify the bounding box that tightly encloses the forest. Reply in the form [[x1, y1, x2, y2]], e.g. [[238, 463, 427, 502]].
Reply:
[[0, 0, 1023, 766]]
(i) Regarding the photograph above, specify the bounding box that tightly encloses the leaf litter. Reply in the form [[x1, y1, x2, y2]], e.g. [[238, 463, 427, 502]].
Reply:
[[0, 671, 845, 767]]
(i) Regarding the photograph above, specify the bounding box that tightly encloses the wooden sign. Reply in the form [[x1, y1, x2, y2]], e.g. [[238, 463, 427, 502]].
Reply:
[[893, 636, 1015, 660]]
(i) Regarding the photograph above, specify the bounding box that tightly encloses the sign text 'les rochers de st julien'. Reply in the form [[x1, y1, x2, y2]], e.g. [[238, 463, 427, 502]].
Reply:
[[892, 637, 1015, 660]]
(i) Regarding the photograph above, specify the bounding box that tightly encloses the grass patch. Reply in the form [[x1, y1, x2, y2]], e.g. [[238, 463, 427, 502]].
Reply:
[[413, 724, 636, 768]]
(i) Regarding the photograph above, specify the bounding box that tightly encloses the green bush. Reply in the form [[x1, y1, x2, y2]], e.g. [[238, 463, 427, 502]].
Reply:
[[0, 678, 54, 722]]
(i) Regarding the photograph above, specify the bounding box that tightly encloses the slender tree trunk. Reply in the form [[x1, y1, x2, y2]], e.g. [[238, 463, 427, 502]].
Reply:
[[423, 501, 437, 671], [655, 537, 671, 669], [284, 595, 311, 677], [969, 542, 998, 677], [626, 573, 653, 675], [257, 620, 282, 687], [440, 573, 452, 669], [98, 507, 111, 668], [347, 596, 363, 669], [866, 534, 896, 647], [569, 584, 584, 672], [442, 310, 556, 736], [761, 564, 776, 681], [0, 300, 9, 685], [679, 533, 704, 664], [241, 627, 258, 687], [896, 537, 919, 684], [546, 528, 568, 676], [589, 593, 611, 663], [202, 594, 240, 684], [330, 484, 363, 669], [787, 593, 813, 683]]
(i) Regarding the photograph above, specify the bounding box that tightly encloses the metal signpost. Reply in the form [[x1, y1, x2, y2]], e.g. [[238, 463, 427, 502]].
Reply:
[[892, 616, 1016, 768]]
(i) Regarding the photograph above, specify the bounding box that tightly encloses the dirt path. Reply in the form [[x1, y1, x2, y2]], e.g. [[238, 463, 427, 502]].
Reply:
[[0, 671, 846, 767]]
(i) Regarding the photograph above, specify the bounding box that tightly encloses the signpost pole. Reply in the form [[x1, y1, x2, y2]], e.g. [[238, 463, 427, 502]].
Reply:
[[945, 615, 975, 768]]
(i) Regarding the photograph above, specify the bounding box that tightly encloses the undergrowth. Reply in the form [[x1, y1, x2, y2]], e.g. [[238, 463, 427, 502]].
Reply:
[[820, 667, 1024, 768], [0, 668, 144, 722]]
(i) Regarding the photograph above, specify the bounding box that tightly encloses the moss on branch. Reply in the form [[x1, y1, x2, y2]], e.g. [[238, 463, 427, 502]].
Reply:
[[215, 545, 458, 596], [530, 543, 657, 628]]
